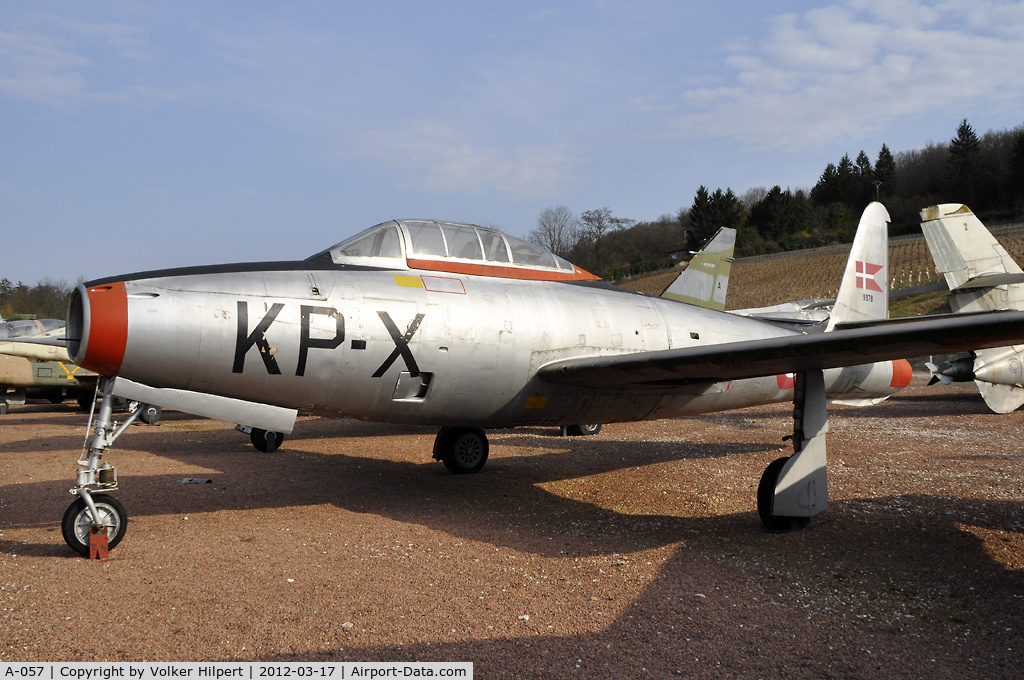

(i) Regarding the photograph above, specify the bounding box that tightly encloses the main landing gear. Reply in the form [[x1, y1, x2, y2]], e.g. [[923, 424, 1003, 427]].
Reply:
[[433, 426, 489, 474], [756, 370, 830, 532], [431, 422, 604, 473], [62, 378, 136, 556], [127, 400, 162, 425], [560, 423, 602, 436], [235, 424, 286, 452]]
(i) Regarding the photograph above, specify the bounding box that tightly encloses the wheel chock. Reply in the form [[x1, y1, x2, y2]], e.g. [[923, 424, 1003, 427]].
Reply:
[[89, 527, 109, 560]]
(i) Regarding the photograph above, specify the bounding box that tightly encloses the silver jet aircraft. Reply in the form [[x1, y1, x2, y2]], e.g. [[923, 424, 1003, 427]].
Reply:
[[56, 203, 1024, 555]]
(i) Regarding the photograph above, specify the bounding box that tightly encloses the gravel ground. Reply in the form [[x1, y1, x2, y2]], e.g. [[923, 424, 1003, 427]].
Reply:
[[1, 376, 1023, 678]]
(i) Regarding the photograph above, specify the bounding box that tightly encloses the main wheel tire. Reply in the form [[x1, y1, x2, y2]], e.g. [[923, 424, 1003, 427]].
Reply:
[[435, 427, 489, 474], [139, 404, 162, 425], [757, 456, 796, 532], [251, 428, 284, 453], [563, 424, 602, 437], [61, 494, 128, 556]]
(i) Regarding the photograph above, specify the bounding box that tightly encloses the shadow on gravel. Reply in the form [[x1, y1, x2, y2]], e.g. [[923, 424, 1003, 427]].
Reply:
[[0, 537, 77, 558], [4, 411, 1023, 677], [1, 417, 784, 560], [251, 494, 1024, 679]]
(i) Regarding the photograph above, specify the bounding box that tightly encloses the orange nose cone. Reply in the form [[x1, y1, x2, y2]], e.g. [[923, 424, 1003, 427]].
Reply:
[[81, 282, 128, 376], [890, 359, 913, 388]]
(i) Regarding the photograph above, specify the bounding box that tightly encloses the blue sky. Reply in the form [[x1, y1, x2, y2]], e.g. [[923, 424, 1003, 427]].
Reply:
[[3, 0, 1024, 286]]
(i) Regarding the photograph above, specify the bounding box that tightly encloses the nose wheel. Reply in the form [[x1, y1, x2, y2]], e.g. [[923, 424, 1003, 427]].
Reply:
[[62, 493, 127, 556]]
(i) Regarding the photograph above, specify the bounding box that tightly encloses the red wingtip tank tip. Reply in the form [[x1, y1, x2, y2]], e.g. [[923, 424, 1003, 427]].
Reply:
[[890, 359, 913, 389]]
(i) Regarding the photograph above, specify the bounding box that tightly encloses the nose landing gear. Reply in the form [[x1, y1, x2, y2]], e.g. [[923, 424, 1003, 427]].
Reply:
[[62, 378, 136, 557]]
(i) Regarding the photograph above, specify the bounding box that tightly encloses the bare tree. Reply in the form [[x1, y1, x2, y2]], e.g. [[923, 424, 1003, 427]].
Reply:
[[581, 206, 618, 270], [740, 186, 768, 210], [528, 205, 579, 258]]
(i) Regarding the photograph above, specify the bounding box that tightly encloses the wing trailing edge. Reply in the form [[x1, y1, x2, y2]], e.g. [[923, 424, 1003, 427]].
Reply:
[[538, 309, 1024, 389]]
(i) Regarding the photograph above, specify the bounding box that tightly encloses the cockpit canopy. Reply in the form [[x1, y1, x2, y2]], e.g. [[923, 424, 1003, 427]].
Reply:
[[310, 219, 597, 281]]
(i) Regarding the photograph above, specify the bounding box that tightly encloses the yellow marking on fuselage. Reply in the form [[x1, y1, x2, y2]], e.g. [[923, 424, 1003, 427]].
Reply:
[[394, 275, 424, 288], [524, 396, 548, 410], [58, 362, 82, 380]]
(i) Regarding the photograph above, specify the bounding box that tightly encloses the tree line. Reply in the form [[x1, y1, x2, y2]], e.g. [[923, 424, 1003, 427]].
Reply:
[[0, 278, 76, 321], [529, 119, 1024, 278]]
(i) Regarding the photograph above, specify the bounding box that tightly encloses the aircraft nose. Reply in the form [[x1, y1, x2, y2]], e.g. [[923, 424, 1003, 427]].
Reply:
[[68, 282, 128, 376]]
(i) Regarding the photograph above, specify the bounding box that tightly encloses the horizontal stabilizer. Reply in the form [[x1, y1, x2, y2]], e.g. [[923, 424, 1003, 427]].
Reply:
[[976, 382, 1024, 414], [952, 272, 1024, 290], [111, 377, 297, 433]]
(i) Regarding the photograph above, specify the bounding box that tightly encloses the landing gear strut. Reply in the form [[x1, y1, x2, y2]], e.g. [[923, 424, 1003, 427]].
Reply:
[[433, 427, 489, 474], [756, 370, 829, 531], [62, 378, 137, 556]]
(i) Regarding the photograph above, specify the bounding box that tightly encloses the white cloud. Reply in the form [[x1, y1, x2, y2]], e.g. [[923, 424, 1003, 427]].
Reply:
[[363, 122, 577, 198], [0, 14, 197, 108], [669, 0, 1024, 149], [47, 13, 153, 61], [0, 30, 91, 106]]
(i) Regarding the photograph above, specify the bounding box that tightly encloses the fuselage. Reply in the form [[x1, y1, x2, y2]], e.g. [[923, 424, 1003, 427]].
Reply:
[[69, 263, 909, 428]]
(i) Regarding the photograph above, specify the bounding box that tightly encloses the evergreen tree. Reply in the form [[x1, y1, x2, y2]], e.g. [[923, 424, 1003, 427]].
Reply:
[[836, 154, 857, 205], [855, 150, 874, 205], [948, 118, 981, 206], [749, 186, 803, 242], [811, 163, 840, 206], [688, 187, 745, 248], [688, 185, 717, 246], [874, 144, 897, 201], [1009, 130, 1024, 208]]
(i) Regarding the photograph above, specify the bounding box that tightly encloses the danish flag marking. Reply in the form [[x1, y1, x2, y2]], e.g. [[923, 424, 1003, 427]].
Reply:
[[855, 261, 884, 292]]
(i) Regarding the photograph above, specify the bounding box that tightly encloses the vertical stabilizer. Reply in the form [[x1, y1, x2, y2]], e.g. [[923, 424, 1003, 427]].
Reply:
[[920, 203, 1024, 413], [826, 202, 889, 330], [920, 203, 1024, 313], [661, 227, 736, 310]]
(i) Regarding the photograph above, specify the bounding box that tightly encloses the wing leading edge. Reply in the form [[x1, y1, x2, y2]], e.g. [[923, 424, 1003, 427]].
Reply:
[[539, 310, 1024, 389]]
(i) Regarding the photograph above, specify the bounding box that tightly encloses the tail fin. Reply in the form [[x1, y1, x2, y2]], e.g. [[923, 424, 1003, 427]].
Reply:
[[920, 203, 1024, 313], [661, 227, 735, 310], [826, 202, 890, 331], [920, 203, 1024, 413]]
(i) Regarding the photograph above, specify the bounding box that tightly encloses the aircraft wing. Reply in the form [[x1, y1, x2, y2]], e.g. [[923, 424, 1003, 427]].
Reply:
[[539, 310, 1024, 389], [0, 339, 74, 362]]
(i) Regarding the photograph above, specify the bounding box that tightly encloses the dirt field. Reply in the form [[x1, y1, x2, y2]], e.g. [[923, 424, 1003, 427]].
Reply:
[[1, 377, 1023, 678]]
